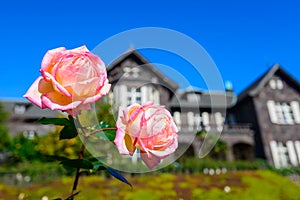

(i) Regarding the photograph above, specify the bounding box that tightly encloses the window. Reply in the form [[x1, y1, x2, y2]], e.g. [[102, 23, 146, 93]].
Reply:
[[291, 101, 300, 123], [173, 111, 181, 130], [269, 79, 276, 89], [295, 141, 300, 165], [214, 112, 223, 125], [185, 112, 201, 131], [141, 86, 160, 105], [194, 113, 201, 130], [215, 112, 224, 131], [23, 130, 35, 140], [187, 112, 194, 131], [187, 93, 200, 102], [276, 103, 293, 124], [14, 104, 26, 115], [277, 79, 284, 89], [269, 79, 284, 90], [270, 140, 300, 168], [202, 112, 210, 131], [267, 100, 300, 125], [127, 87, 142, 105], [123, 67, 140, 78]]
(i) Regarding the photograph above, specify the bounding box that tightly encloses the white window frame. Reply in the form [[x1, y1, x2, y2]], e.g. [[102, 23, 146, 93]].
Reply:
[[127, 87, 142, 105], [267, 100, 296, 125], [187, 112, 194, 131], [173, 111, 181, 130]]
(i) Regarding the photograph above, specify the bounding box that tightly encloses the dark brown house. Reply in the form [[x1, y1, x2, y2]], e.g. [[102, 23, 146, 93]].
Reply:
[[231, 64, 300, 168], [107, 48, 254, 163]]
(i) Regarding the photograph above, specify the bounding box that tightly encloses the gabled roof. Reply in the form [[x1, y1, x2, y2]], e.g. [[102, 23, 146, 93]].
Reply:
[[107, 48, 178, 91], [238, 64, 300, 102]]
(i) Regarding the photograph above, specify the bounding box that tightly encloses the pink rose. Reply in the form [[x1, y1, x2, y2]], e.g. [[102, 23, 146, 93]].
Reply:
[[114, 102, 178, 169], [24, 45, 111, 116]]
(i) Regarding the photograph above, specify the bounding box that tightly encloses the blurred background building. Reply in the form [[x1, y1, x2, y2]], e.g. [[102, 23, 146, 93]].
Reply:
[[2, 49, 300, 169]]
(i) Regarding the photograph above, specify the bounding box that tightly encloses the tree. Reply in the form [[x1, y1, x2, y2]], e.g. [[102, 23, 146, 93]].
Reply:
[[0, 103, 11, 152], [10, 133, 41, 162], [196, 130, 228, 160], [36, 127, 81, 159]]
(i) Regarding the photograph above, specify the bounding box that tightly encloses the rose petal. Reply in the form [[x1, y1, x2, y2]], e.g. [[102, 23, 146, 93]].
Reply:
[[24, 76, 54, 108], [24, 76, 44, 108], [41, 47, 66, 73], [140, 152, 161, 169], [114, 127, 130, 155], [72, 45, 89, 53], [148, 136, 178, 158], [82, 82, 111, 104], [41, 91, 81, 111], [124, 134, 136, 155], [42, 72, 72, 97]]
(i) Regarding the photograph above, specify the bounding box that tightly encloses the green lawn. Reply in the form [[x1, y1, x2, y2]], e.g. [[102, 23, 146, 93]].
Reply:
[[1, 170, 300, 200]]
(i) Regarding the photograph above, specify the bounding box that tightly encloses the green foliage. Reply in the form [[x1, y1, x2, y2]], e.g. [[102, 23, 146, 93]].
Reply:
[[9, 133, 41, 162], [37, 113, 130, 194], [160, 157, 266, 174], [238, 170, 300, 200], [93, 122, 116, 141], [37, 117, 70, 126], [36, 130, 81, 159], [95, 98, 115, 127], [196, 130, 228, 160], [94, 129, 116, 141], [0, 103, 11, 152], [1, 171, 300, 199], [267, 165, 300, 176]]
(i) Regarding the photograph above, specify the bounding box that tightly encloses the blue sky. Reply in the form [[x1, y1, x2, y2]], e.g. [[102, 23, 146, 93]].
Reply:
[[0, 0, 299, 98]]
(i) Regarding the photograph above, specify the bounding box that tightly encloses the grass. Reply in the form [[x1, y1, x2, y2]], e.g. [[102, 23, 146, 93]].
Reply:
[[0, 170, 300, 200]]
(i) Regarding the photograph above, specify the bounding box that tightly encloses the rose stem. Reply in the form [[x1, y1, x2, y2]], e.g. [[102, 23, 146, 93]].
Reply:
[[71, 136, 87, 195], [70, 121, 117, 198], [70, 117, 88, 199]]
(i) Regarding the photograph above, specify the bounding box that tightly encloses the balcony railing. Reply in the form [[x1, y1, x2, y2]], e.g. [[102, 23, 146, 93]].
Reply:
[[178, 123, 252, 134]]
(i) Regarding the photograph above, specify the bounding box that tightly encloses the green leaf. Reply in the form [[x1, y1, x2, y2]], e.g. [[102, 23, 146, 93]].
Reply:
[[42, 155, 68, 162], [59, 125, 78, 140], [37, 116, 78, 140], [106, 167, 132, 188], [59, 115, 77, 140], [93, 161, 105, 170], [95, 129, 116, 141], [86, 156, 106, 162], [60, 159, 94, 170], [37, 117, 70, 126]]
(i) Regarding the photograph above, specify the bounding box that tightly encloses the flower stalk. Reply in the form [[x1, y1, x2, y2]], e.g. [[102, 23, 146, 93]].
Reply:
[[71, 135, 87, 196]]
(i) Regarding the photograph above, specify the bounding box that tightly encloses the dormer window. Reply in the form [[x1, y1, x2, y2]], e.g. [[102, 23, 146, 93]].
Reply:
[[123, 67, 140, 78], [187, 93, 201, 102], [23, 130, 36, 139], [14, 104, 26, 115]]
